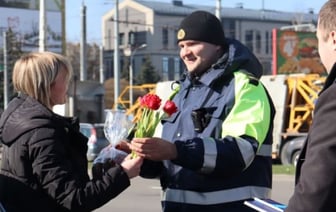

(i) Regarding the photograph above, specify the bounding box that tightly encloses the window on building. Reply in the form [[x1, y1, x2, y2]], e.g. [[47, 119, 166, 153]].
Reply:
[[174, 29, 178, 48], [265, 31, 270, 54], [136, 31, 147, 46], [174, 57, 181, 79], [270, 31, 273, 56], [256, 30, 261, 54], [128, 31, 135, 45], [262, 61, 272, 75], [245, 30, 253, 51], [128, 31, 146, 47], [162, 57, 169, 81], [162, 27, 168, 49], [228, 20, 235, 38], [119, 33, 124, 46]]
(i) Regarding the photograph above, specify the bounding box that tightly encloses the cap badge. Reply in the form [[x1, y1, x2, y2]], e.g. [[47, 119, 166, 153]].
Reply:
[[177, 29, 185, 40]]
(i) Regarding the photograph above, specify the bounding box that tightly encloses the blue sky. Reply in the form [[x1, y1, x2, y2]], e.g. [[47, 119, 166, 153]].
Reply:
[[66, 0, 325, 43]]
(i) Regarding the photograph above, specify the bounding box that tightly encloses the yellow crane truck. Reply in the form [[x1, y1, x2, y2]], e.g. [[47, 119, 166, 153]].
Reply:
[[261, 74, 325, 165]]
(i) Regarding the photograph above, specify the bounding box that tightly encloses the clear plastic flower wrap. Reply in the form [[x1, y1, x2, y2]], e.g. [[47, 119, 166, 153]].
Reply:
[[93, 109, 133, 165], [93, 145, 128, 165]]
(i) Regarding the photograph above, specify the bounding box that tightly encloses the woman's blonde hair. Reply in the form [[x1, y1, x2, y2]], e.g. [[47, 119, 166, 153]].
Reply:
[[12, 51, 73, 108]]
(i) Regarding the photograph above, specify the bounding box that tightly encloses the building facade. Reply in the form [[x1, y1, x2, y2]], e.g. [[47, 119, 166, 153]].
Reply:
[[102, 0, 317, 81], [0, 1, 62, 53]]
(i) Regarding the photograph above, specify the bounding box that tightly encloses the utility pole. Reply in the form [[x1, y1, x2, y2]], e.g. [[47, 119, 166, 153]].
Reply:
[[99, 45, 104, 84], [80, 1, 87, 81], [61, 0, 66, 55], [39, 0, 46, 52], [215, 0, 221, 21], [127, 44, 147, 106], [262, 0, 265, 10], [3, 32, 8, 109], [114, 0, 120, 108]]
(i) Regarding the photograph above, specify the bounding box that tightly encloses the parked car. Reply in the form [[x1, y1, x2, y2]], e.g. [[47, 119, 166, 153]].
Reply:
[[280, 136, 305, 167], [79, 123, 110, 162]]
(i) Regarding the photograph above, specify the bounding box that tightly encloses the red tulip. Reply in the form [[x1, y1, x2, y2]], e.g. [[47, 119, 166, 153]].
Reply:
[[163, 100, 178, 116], [139, 94, 161, 110]]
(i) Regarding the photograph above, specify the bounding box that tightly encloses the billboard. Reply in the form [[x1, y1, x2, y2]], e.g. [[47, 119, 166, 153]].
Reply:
[[272, 29, 326, 75], [0, 1, 62, 53]]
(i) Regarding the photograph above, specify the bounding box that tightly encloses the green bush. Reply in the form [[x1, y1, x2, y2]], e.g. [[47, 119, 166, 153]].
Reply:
[[273, 165, 295, 175]]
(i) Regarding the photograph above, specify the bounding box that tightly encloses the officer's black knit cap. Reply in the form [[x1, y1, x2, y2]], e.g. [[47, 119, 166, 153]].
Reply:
[[177, 10, 226, 47]]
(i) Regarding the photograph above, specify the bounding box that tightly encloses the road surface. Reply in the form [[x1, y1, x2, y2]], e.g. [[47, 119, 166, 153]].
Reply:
[[95, 174, 295, 211]]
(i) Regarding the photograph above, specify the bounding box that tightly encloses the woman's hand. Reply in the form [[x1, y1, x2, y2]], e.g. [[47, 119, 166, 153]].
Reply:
[[120, 154, 143, 179], [116, 140, 132, 153]]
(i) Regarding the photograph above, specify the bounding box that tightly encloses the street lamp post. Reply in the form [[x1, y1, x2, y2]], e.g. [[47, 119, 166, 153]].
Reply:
[[39, 0, 46, 52], [114, 0, 120, 109], [127, 43, 147, 106]]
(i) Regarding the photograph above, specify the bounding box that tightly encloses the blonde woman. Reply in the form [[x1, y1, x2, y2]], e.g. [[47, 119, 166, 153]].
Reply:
[[0, 51, 142, 211]]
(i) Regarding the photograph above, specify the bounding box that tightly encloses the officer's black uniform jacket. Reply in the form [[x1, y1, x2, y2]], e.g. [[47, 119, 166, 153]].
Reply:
[[286, 63, 336, 212]]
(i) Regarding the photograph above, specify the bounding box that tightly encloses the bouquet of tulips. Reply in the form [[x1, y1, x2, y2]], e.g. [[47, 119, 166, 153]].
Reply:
[[132, 93, 178, 157], [135, 93, 178, 137]]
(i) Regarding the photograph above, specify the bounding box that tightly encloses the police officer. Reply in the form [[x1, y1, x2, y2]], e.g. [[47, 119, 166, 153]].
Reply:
[[130, 10, 275, 212]]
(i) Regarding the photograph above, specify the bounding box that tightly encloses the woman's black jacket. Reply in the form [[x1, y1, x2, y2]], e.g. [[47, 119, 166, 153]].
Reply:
[[0, 94, 130, 212]]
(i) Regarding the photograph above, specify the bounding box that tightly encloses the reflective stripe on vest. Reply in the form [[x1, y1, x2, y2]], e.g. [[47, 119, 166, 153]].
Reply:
[[201, 138, 272, 173], [235, 136, 255, 167], [201, 137, 217, 173], [162, 186, 271, 205], [257, 144, 272, 157]]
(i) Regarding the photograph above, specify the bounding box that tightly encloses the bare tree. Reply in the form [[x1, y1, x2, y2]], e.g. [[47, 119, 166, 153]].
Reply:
[[66, 42, 100, 81]]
